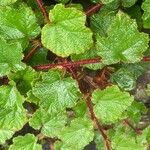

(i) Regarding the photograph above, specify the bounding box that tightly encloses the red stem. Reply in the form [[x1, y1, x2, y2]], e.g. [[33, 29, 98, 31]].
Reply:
[[84, 96, 111, 150], [85, 3, 103, 16], [33, 58, 101, 70], [23, 44, 40, 63], [35, 0, 49, 23], [143, 56, 150, 62]]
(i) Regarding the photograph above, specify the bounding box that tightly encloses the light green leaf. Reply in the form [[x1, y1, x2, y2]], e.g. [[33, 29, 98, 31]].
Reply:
[[0, 84, 27, 143], [96, 11, 149, 65], [142, 0, 150, 28], [9, 67, 39, 95], [9, 134, 42, 150], [111, 126, 147, 150], [29, 108, 67, 137], [58, 118, 94, 150], [55, 0, 70, 4], [41, 4, 93, 57], [0, 0, 17, 6], [0, 38, 24, 77], [0, 129, 14, 144], [0, 4, 41, 49], [32, 69, 81, 113], [92, 85, 134, 123]]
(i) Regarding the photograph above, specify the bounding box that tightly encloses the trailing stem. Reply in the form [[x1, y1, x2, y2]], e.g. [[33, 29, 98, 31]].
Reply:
[[23, 43, 41, 63], [84, 95, 111, 150], [33, 58, 101, 70], [35, 0, 49, 23], [85, 3, 103, 16]]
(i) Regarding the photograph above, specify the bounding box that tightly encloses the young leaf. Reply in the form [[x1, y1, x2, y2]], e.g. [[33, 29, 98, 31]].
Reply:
[[32, 69, 81, 113], [58, 118, 94, 150], [0, 38, 24, 77], [0, 0, 17, 6], [142, 0, 150, 29], [9, 134, 42, 150], [92, 85, 134, 123], [96, 11, 149, 65], [29, 108, 67, 137], [0, 5, 41, 49], [41, 4, 93, 57]]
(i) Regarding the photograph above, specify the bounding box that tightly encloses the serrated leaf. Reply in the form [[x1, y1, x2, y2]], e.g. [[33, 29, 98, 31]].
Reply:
[[0, 129, 14, 144], [90, 6, 116, 37], [58, 118, 94, 150], [111, 126, 147, 150], [32, 69, 81, 113], [9, 67, 39, 95], [41, 4, 93, 57], [124, 101, 147, 124], [142, 0, 150, 28], [96, 11, 149, 65], [9, 134, 42, 150], [0, 0, 17, 6], [92, 85, 134, 123], [91, 0, 137, 7], [29, 108, 67, 137], [0, 38, 25, 77], [0, 4, 41, 49], [71, 47, 103, 70], [111, 64, 145, 91], [0, 84, 27, 143]]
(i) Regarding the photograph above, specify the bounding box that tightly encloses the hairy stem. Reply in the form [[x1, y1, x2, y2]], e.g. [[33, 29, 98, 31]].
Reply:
[[35, 0, 49, 23], [85, 3, 103, 16], [33, 58, 101, 70]]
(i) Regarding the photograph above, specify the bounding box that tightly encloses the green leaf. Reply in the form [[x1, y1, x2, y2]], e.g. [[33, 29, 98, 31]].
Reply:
[[58, 118, 94, 150], [32, 69, 81, 113], [142, 0, 150, 28], [90, 6, 116, 37], [71, 47, 103, 70], [0, 0, 17, 6], [96, 11, 149, 65], [9, 134, 42, 150], [29, 108, 67, 137], [0, 38, 25, 77], [0, 4, 41, 49], [111, 126, 147, 150], [9, 67, 39, 95], [41, 4, 93, 57], [0, 129, 14, 144], [92, 85, 134, 123], [124, 101, 147, 124], [100, 0, 114, 4], [0, 84, 27, 143], [111, 64, 145, 91], [55, 0, 70, 4]]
